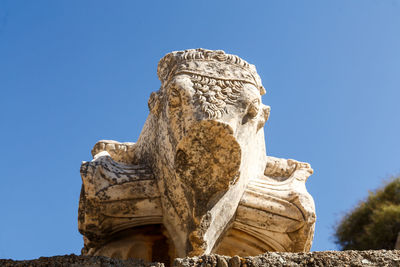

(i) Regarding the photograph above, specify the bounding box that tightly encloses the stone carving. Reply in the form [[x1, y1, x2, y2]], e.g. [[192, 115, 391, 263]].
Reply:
[[78, 49, 316, 264]]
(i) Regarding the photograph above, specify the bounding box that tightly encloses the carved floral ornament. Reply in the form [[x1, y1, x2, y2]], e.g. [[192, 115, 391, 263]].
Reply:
[[78, 48, 316, 265]]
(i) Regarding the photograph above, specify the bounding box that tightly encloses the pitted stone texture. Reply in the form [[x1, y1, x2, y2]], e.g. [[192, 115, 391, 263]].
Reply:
[[0, 254, 164, 267], [78, 48, 316, 262], [174, 250, 400, 267], [2, 251, 400, 266]]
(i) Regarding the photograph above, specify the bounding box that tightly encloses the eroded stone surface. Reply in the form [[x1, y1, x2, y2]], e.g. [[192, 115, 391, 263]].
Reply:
[[78, 48, 316, 262], [174, 250, 400, 267], [2, 251, 400, 267], [0, 254, 164, 267]]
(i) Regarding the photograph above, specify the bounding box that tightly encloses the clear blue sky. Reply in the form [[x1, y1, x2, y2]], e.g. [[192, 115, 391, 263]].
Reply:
[[1, 0, 399, 260]]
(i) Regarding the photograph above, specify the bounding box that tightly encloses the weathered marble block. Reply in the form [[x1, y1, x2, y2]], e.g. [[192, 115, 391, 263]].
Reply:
[[78, 49, 316, 264]]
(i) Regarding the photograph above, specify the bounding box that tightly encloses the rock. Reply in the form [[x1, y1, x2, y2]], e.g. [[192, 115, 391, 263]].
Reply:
[[172, 250, 400, 267], [229, 256, 241, 267], [3, 251, 400, 266], [217, 256, 229, 267], [0, 254, 164, 267]]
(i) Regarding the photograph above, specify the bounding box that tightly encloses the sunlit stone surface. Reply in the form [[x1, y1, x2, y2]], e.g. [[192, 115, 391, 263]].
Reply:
[[78, 49, 316, 264]]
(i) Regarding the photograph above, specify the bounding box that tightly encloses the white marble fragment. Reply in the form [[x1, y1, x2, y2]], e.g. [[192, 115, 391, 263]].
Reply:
[[78, 49, 316, 263]]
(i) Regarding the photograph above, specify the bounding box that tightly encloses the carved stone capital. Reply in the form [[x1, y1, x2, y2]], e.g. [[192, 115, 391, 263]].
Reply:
[[78, 49, 316, 263]]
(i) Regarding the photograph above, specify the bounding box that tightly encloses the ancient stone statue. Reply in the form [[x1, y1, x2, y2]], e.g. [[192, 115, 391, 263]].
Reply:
[[78, 49, 316, 264]]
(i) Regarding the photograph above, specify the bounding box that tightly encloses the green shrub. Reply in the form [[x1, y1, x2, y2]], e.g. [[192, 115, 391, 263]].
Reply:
[[334, 177, 400, 250]]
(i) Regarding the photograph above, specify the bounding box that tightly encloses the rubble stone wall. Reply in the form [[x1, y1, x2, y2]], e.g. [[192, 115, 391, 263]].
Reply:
[[1, 250, 400, 267]]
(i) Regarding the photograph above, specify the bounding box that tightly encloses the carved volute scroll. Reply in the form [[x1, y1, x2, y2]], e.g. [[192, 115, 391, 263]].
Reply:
[[78, 48, 316, 264]]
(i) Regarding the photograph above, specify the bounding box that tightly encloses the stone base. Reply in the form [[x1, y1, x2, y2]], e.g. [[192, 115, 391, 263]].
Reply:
[[175, 250, 400, 267], [0, 254, 163, 267], [1, 250, 400, 267]]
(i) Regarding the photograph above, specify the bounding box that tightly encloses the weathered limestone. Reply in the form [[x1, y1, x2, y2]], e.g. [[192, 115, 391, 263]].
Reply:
[[78, 49, 316, 263], [3, 251, 400, 267]]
